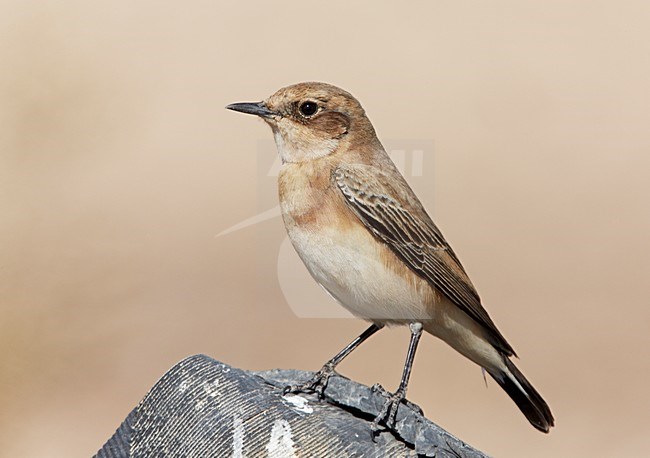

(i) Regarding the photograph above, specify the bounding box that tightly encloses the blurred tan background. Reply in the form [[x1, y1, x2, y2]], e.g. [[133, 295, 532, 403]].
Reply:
[[1, 1, 649, 456]]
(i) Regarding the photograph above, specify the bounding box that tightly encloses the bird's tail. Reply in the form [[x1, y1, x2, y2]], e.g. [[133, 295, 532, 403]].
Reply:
[[487, 358, 555, 433]]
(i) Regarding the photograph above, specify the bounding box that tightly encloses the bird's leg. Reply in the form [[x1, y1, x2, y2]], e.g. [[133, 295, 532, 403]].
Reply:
[[371, 322, 424, 435], [284, 323, 383, 398]]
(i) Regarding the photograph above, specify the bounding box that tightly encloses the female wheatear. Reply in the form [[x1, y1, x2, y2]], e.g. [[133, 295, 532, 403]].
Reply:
[[227, 82, 554, 434]]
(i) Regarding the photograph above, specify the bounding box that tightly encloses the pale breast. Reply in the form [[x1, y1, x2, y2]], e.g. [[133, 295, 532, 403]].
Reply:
[[278, 161, 440, 323]]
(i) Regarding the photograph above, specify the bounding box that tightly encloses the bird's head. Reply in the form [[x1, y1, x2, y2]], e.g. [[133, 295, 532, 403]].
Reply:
[[227, 82, 378, 163]]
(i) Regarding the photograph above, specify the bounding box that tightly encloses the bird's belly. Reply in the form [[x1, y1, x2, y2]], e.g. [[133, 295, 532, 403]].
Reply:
[[285, 224, 436, 323]]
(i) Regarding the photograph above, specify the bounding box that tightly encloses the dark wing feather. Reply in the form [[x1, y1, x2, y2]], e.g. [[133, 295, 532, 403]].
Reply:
[[333, 164, 515, 357]]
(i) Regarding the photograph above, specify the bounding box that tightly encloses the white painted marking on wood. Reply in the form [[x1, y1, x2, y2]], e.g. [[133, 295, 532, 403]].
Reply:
[[232, 416, 244, 458], [266, 419, 297, 457], [282, 394, 313, 414]]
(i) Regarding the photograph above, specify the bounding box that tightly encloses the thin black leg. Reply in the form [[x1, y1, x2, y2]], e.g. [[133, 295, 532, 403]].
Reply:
[[328, 323, 383, 367], [396, 322, 423, 394], [284, 323, 384, 397], [371, 322, 424, 435]]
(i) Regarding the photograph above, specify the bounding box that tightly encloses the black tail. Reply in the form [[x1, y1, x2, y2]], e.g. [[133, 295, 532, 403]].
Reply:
[[488, 358, 555, 433]]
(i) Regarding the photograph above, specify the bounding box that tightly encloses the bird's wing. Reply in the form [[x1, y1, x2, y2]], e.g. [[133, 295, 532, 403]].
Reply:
[[333, 163, 515, 356]]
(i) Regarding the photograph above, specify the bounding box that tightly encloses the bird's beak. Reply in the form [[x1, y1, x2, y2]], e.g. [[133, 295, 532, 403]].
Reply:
[[226, 102, 277, 118]]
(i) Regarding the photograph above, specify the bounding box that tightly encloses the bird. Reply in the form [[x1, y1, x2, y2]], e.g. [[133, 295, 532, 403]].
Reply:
[[226, 82, 554, 434]]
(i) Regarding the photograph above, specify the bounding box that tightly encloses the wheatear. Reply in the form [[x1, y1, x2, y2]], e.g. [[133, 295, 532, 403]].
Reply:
[[227, 82, 554, 434]]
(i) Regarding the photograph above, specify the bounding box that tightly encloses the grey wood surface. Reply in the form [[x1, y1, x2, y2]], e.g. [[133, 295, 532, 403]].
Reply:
[[95, 354, 488, 457]]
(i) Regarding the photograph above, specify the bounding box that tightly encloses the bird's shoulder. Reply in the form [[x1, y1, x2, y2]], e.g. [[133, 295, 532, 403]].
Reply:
[[332, 162, 416, 211], [332, 161, 460, 262]]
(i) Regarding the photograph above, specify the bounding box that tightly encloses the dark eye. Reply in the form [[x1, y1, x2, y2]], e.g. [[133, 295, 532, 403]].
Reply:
[[299, 101, 318, 117]]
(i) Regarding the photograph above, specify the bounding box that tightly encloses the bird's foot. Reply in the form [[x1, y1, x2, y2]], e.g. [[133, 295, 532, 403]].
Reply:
[[283, 363, 336, 399], [370, 383, 423, 437]]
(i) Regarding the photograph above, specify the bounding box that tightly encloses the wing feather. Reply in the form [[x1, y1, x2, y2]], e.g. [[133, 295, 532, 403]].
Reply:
[[333, 164, 515, 356]]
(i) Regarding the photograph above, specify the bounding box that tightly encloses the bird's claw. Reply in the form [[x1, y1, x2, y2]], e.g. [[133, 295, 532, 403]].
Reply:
[[369, 383, 423, 438], [283, 363, 335, 399], [370, 384, 405, 436]]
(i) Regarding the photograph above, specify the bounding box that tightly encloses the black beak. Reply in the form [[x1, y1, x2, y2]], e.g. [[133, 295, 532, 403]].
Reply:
[[226, 102, 277, 118]]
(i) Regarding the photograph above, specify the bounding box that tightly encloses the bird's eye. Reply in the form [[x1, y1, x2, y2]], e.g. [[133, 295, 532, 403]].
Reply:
[[299, 101, 318, 117]]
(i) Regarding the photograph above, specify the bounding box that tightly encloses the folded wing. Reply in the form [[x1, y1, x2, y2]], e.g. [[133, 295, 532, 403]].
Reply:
[[333, 163, 515, 357]]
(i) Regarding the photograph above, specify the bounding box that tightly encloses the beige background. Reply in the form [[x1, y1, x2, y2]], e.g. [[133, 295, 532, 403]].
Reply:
[[1, 1, 649, 456]]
